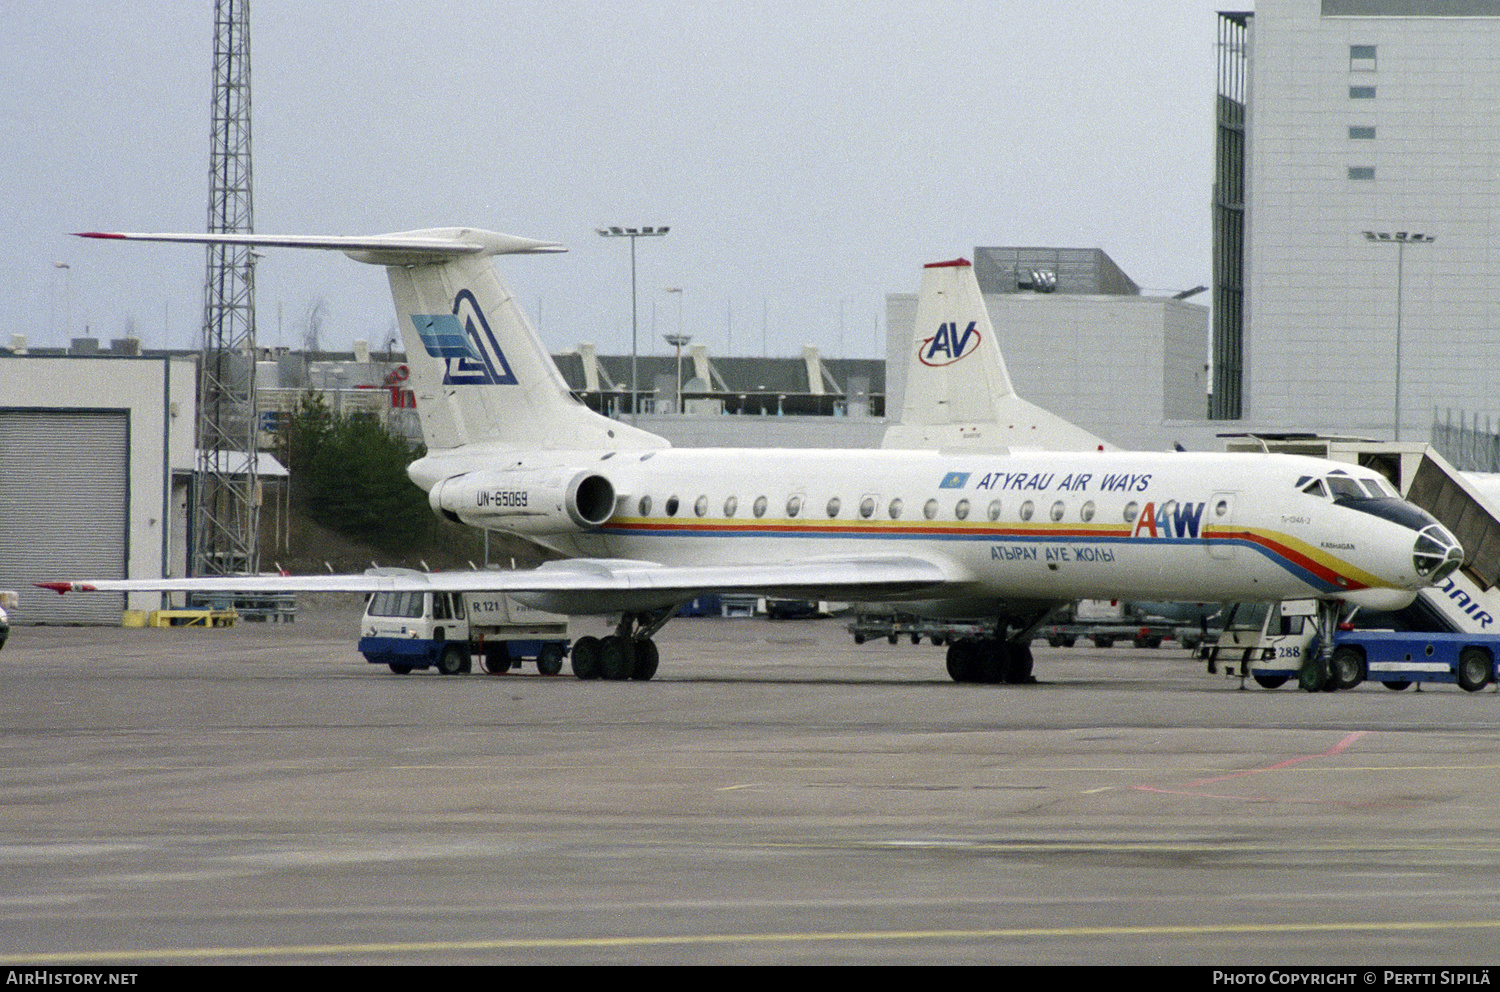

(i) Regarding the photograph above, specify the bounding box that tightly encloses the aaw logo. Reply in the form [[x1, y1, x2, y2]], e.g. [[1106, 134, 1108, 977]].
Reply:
[[410, 289, 519, 386], [1131, 500, 1206, 540], [918, 320, 981, 367]]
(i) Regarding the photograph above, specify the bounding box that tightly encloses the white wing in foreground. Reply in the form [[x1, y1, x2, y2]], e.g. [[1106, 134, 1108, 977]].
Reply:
[[37, 555, 960, 614]]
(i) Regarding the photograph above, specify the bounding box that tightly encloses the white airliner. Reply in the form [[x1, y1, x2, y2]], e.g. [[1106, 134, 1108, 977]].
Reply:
[[42, 227, 1465, 684]]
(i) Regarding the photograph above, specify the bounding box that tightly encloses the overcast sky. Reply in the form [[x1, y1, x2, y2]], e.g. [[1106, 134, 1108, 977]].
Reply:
[[2, 1, 1241, 360]]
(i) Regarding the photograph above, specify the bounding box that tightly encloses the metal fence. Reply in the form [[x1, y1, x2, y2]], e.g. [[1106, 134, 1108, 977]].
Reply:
[[1431, 408, 1500, 473]]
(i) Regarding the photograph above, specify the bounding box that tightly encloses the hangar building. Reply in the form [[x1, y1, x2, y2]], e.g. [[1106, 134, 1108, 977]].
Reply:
[[0, 352, 196, 623]]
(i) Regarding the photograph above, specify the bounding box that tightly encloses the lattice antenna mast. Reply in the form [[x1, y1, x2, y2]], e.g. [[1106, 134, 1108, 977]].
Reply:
[[198, 0, 259, 575]]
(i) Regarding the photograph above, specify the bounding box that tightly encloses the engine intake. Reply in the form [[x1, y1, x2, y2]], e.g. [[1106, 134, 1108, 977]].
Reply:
[[429, 468, 616, 534]]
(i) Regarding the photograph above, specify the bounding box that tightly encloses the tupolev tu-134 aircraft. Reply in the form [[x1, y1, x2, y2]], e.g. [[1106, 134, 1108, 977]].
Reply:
[[42, 226, 1465, 685]]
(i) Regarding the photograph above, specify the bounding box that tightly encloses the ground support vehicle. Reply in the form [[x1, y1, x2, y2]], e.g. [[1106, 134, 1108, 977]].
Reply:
[[358, 578, 569, 676], [1035, 600, 1182, 649], [849, 611, 993, 647], [0, 590, 13, 649], [1203, 599, 1498, 692]]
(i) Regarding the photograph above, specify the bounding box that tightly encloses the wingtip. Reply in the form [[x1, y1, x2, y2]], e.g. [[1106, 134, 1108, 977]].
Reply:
[[35, 581, 77, 594], [75, 232, 126, 239]]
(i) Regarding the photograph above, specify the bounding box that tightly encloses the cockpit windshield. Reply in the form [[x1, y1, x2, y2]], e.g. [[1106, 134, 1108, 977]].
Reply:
[[1303, 472, 1399, 502], [1298, 470, 1444, 535], [1326, 476, 1367, 502]]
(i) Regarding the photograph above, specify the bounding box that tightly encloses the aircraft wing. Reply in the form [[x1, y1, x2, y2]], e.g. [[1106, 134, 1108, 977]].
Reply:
[[37, 554, 961, 614]]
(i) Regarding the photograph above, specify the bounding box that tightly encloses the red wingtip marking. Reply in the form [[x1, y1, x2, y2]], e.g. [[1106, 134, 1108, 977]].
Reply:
[[35, 581, 75, 594], [74, 232, 126, 239], [924, 258, 971, 269]]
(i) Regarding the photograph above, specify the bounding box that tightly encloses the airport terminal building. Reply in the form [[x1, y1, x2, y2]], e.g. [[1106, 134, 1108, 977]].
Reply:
[[1214, 1, 1500, 444]]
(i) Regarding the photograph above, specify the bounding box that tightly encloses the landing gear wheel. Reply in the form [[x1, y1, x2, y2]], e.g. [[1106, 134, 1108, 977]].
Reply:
[[388, 663, 413, 675], [1252, 674, 1289, 689], [1298, 654, 1330, 692], [631, 638, 660, 681], [536, 643, 565, 676], [1457, 647, 1492, 692], [1381, 680, 1412, 691], [1330, 646, 1366, 691], [571, 636, 601, 680], [1003, 643, 1034, 684], [599, 635, 635, 680], [945, 642, 977, 683], [436, 644, 466, 675]]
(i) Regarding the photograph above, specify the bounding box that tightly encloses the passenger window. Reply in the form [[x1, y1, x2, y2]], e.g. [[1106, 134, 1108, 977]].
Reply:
[[724, 495, 738, 517], [666, 495, 680, 517], [1123, 501, 1139, 523], [888, 498, 904, 519], [923, 499, 939, 520], [1080, 501, 1095, 522], [827, 497, 841, 518], [1050, 501, 1065, 522], [753, 496, 768, 518], [694, 495, 708, 517], [859, 496, 875, 519], [638, 495, 652, 516], [987, 500, 1002, 521], [786, 495, 802, 518], [1020, 500, 1035, 521], [955, 499, 970, 521]]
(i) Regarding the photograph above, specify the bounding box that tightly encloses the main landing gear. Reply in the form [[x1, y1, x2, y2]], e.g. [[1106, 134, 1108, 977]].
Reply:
[[945, 638, 1035, 684], [569, 607, 675, 681]]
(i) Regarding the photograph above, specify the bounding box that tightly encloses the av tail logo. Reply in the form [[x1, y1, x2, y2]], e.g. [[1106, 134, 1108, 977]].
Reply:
[[411, 290, 519, 386], [918, 321, 981, 366]]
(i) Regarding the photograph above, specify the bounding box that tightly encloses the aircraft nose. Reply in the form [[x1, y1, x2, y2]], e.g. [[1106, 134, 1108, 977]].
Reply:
[[1413, 524, 1463, 584]]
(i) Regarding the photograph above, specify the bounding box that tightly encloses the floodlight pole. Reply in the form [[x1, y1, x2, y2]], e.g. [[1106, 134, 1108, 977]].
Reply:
[[597, 226, 669, 417], [664, 332, 692, 414], [1363, 231, 1435, 441]]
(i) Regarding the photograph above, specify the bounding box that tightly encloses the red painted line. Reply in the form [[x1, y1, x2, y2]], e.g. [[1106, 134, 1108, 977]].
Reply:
[[1180, 730, 1369, 787], [1127, 732, 1381, 806]]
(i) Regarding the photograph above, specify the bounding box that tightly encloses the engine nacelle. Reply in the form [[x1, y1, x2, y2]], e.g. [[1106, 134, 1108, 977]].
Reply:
[[428, 468, 616, 535]]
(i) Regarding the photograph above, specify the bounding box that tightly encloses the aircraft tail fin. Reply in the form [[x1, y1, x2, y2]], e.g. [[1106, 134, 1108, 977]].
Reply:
[[882, 257, 1112, 452], [79, 228, 667, 453]]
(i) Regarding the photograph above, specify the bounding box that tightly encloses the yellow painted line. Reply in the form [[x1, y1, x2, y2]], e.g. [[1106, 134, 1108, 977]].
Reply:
[[15, 918, 1500, 963]]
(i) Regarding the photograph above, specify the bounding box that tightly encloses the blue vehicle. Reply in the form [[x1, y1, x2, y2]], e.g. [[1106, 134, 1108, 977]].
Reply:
[[359, 580, 570, 676], [1206, 596, 1496, 692]]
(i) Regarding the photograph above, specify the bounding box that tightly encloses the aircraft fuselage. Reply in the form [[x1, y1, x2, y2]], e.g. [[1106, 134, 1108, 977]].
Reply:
[[413, 446, 1445, 612]]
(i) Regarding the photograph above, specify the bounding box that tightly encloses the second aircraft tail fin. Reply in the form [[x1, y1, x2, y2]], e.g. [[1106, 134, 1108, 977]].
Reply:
[[882, 257, 1112, 452]]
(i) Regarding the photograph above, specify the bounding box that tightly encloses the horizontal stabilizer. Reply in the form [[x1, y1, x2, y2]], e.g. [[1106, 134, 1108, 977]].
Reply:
[[76, 227, 566, 266]]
